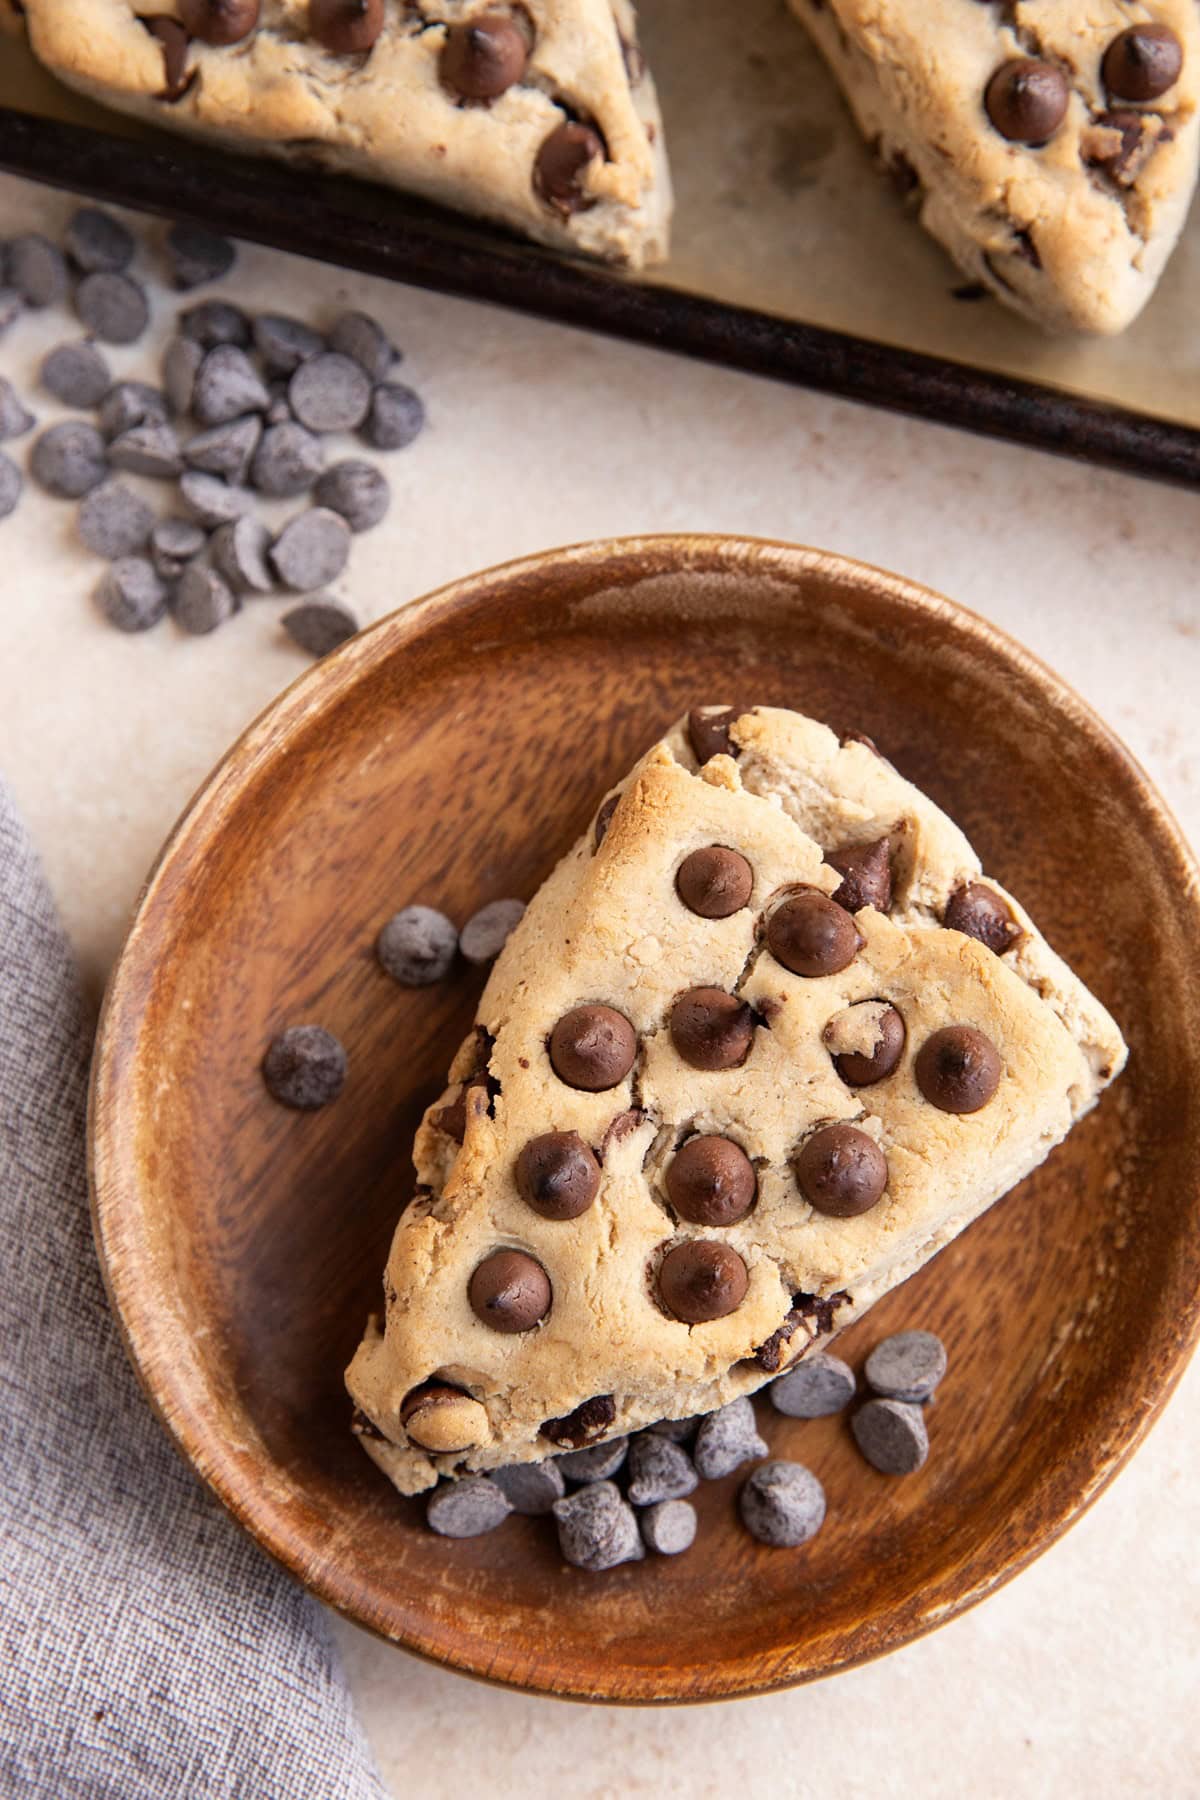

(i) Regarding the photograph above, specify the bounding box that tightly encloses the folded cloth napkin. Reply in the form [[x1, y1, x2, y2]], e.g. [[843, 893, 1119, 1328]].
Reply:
[[0, 781, 387, 1800]]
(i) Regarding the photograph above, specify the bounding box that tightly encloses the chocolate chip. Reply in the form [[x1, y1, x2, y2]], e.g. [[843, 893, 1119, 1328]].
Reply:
[[376, 905, 458, 985], [676, 845, 753, 918], [851, 1398, 928, 1474], [40, 341, 111, 408], [78, 482, 155, 559], [100, 381, 169, 440], [827, 836, 892, 914], [440, 13, 530, 101], [65, 207, 135, 274], [144, 19, 194, 100], [9, 235, 67, 308], [1082, 110, 1165, 183], [766, 890, 862, 979], [309, 0, 383, 54], [793, 1123, 887, 1218], [739, 1461, 826, 1547], [108, 423, 184, 480], [692, 1396, 767, 1479], [95, 558, 167, 632], [668, 987, 754, 1071], [541, 1393, 615, 1448], [328, 309, 400, 381], [491, 1459, 566, 1514], [162, 338, 204, 416], [171, 563, 238, 635], [193, 346, 269, 426], [0, 378, 35, 442], [179, 471, 256, 528], [516, 1131, 601, 1220], [0, 292, 20, 340], [658, 1240, 749, 1324], [824, 1000, 906, 1088], [555, 1437, 628, 1483], [74, 272, 149, 346], [549, 1003, 637, 1091], [430, 1083, 477, 1145], [468, 1249, 551, 1333], [915, 1025, 1002, 1114], [593, 792, 619, 850], [552, 1481, 644, 1571], [1104, 25, 1182, 102], [362, 382, 425, 451], [269, 508, 351, 590], [943, 883, 1020, 954], [426, 1475, 512, 1538], [261, 1024, 346, 1108], [253, 313, 325, 376], [282, 599, 358, 658], [0, 454, 21, 521], [166, 221, 236, 290], [535, 122, 605, 213], [460, 898, 525, 964], [665, 1135, 756, 1227], [648, 1416, 700, 1443], [179, 299, 251, 350], [178, 0, 259, 45], [289, 352, 372, 434], [687, 705, 737, 764], [400, 1382, 488, 1451], [770, 1351, 856, 1418], [250, 421, 324, 496], [313, 459, 390, 531], [210, 514, 273, 592], [864, 1330, 947, 1403], [150, 515, 207, 581], [626, 1433, 698, 1506], [30, 422, 108, 499], [984, 59, 1069, 145]]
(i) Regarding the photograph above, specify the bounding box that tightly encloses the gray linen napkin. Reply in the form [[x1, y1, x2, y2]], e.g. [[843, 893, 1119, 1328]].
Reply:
[[0, 781, 387, 1800]]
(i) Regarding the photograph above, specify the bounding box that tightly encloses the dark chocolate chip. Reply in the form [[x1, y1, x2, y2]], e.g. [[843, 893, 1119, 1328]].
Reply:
[[739, 1461, 826, 1546], [101, 381, 169, 439], [943, 883, 1020, 954], [864, 1330, 947, 1402], [491, 1460, 565, 1515], [78, 482, 155, 559], [269, 508, 351, 591], [658, 1240, 749, 1324], [540, 1393, 615, 1448], [162, 338, 204, 416], [549, 1004, 637, 1091], [399, 1379, 468, 1426], [826, 836, 892, 914], [793, 1123, 888, 1218], [289, 352, 372, 434], [108, 423, 184, 480], [30, 422, 109, 499], [377, 905, 458, 985], [692, 1396, 767, 1478], [144, 18, 194, 100], [985, 59, 1069, 145], [254, 313, 326, 375], [251, 421, 324, 496], [309, 0, 383, 54], [640, 1499, 696, 1555], [179, 299, 251, 350], [40, 341, 111, 408], [666, 1135, 756, 1227], [95, 558, 167, 633], [193, 345, 269, 425], [0, 378, 34, 442], [185, 415, 263, 484], [171, 563, 238, 635], [825, 1000, 906, 1088], [554, 1437, 628, 1483], [426, 1476, 512, 1538], [460, 898, 525, 964], [328, 310, 399, 381], [9, 235, 67, 308], [625, 1433, 698, 1505], [314, 459, 390, 532], [687, 705, 737, 764], [552, 1481, 643, 1570], [281, 599, 358, 659], [516, 1131, 601, 1220], [915, 1025, 1002, 1114], [851, 1398, 928, 1475], [766, 890, 862, 978], [593, 792, 619, 850], [1103, 25, 1182, 102], [262, 1024, 347, 1109], [1082, 110, 1166, 183], [668, 987, 755, 1071], [468, 1249, 552, 1333], [165, 221, 236, 290], [65, 207, 135, 274], [440, 13, 530, 100], [534, 122, 605, 213], [362, 382, 425, 451], [178, 0, 259, 45], [676, 845, 754, 918], [770, 1351, 856, 1418], [74, 272, 150, 346]]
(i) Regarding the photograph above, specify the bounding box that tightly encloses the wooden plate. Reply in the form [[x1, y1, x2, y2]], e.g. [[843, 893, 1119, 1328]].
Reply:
[[90, 535, 1200, 1703]]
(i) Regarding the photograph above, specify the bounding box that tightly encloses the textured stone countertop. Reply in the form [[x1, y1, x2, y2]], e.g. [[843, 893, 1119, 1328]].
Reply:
[[0, 172, 1197, 1798]]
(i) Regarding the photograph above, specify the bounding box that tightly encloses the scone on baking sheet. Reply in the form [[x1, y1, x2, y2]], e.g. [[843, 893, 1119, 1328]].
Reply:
[[788, 0, 1199, 333], [346, 705, 1126, 1497], [19, 1, 670, 270]]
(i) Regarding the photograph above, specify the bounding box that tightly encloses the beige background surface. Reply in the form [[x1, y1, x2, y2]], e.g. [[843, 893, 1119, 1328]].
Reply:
[[0, 171, 1197, 1795]]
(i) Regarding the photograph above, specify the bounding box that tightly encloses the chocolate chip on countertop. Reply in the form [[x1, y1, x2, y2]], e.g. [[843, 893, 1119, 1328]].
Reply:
[[145, 18, 194, 101], [658, 1240, 749, 1325], [179, 298, 251, 351], [541, 1393, 616, 1448], [460, 898, 525, 964], [40, 341, 112, 409], [269, 507, 351, 590], [192, 346, 270, 426], [0, 454, 21, 521], [150, 515, 207, 581], [165, 220, 237, 290], [171, 563, 238, 635], [491, 1460, 566, 1515], [549, 1003, 637, 1091], [328, 309, 399, 381], [687, 705, 737, 764], [1104, 24, 1182, 101], [289, 352, 372, 434], [95, 558, 167, 633], [985, 59, 1069, 145], [864, 1330, 947, 1403], [851, 1397, 929, 1474], [262, 1023, 347, 1108], [692, 1397, 767, 1480], [313, 459, 390, 532], [640, 1499, 697, 1556], [593, 792, 619, 850], [625, 1433, 698, 1506], [793, 1123, 888, 1218], [65, 207, 135, 274], [534, 122, 605, 213], [0, 378, 35, 443], [210, 514, 273, 592], [827, 836, 893, 914], [739, 1461, 826, 1547], [468, 1248, 552, 1333], [552, 1481, 644, 1571], [9, 235, 68, 308], [426, 1475, 512, 1539], [915, 1025, 1002, 1114], [555, 1437, 628, 1483], [100, 381, 169, 441], [376, 905, 459, 985], [676, 845, 754, 918], [182, 414, 260, 484], [248, 420, 323, 496], [78, 482, 155, 559], [440, 13, 530, 101], [309, 0, 384, 55], [178, 0, 259, 46], [281, 599, 358, 658], [666, 1135, 756, 1227], [766, 890, 863, 978], [943, 882, 1020, 954], [31, 422, 109, 498], [253, 312, 326, 376], [668, 986, 755, 1071], [825, 1000, 906, 1088], [770, 1351, 856, 1418], [162, 337, 204, 416], [516, 1131, 600, 1220], [74, 271, 149, 345], [108, 422, 184, 480], [361, 382, 425, 451]]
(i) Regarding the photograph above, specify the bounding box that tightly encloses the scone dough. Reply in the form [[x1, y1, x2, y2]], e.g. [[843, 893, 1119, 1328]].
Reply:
[[347, 707, 1126, 1495], [20, 0, 670, 269], [789, 0, 1200, 332]]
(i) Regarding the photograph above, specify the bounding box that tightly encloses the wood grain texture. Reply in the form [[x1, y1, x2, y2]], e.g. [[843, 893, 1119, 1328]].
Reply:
[[89, 535, 1200, 1703]]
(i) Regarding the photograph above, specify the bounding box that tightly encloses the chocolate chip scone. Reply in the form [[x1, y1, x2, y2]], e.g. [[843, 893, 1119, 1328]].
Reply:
[[346, 706, 1126, 1496], [20, 1, 669, 269], [788, 0, 1199, 332]]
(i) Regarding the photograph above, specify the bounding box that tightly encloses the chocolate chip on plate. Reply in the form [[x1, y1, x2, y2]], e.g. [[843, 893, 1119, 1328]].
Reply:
[[491, 1459, 566, 1515], [668, 986, 755, 1071], [178, 0, 259, 46], [793, 1123, 888, 1218], [281, 599, 358, 658], [555, 1437, 628, 1483], [165, 220, 237, 290], [309, 0, 384, 55], [95, 557, 168, 632], [185, 414, 262, 483], [361, 382, 425, 451], [687, 705, 736, 764], [827, 836, 892, 914], [864, 1330, 947, 1403], [549, 1003, 637, 1091], [648, 1416, 701, 1443], [289, 351, 372, 434], [210, 514, 273, 592], [770, 1350, 856, 1418], [675, 845, 753, 918], [426, 1475, 512, 1538], [739, 1461, 826, 1547], [179, 298, 252, 351], [915, 1025, 1002, 1113], [640, 1498, 697, 1556], [30, 422, 109, 498], [40, 341, 112, 409], [943, 882, 1020, 954], [253, 312, 325, 376], [269, 507, 351, 590], [171, 563, 238, 635], [658, 1240, 749, 1324], [150, 515, 207, 581], [262, 1023, 347, 1109], [516, 1131, 601, 1220], [108, 422, 184, 480], [192, 346, 270, 426], [65, 206, 135, 275], [824, 1000, 906, 1088], [692, 1396, 767, 1480], [552, 1481, 644, 1571], [313, 459, 390, 532], [251, 421, 324, 496], [328, 309, 399, 381], [0, 454, 21, 521], [766, 891, 862, 978], [1104, 24, 1182, 101], [75, 271, 150, 345], [535, 122, 605, 212], [666, 1135, 756, 1227], [78, 482, 155, 560], [0, 378, 35, 443], [440, 13, 530, 101], [460, 898, 525, 964], [625, 1433, 698, 1506], [985, 58, 1069, 145], [468, 1248, 552, 1333], [146, 19, 194, 101], [9, 234, 68, 308], [101, 381, 170, 441], [376, 905, 458, 985], [851, 1397, 929, 1474]]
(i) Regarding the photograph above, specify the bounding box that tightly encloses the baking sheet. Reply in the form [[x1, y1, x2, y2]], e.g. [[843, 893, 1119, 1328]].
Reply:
[[1, 0, 1198, 470]]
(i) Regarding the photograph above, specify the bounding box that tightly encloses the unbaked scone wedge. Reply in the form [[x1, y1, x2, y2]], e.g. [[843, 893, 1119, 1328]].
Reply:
[[788, 0, 1199, 332], [20, 1, 669, 269], [347, 706, 1125, 1496]]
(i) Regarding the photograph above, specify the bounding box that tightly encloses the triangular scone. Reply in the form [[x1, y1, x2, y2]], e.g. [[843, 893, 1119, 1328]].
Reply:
[[788, 0, 1199, 332], [347, 707, 1125, 1495], [21, 1, 669, 270]]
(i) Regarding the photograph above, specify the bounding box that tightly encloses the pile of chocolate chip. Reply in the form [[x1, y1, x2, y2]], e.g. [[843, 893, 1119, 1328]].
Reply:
[[0, 207, 426, 656]]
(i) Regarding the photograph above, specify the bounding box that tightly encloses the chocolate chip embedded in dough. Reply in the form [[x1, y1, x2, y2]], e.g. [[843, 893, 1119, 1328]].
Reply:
[[675, 845, 754, 918], [985, 59, 1069, 145], [766, 890, 862, 978], [1103, 25, 1182, 102], [468, 1248, 552, 1333], [516, 1131, 601, 1220], [400, 1382, 489, 1453], [793, 1123, 888, 1218], [658, 1240, 749, 1324], [593, 792, 619, 850], [144, 18, 194, 100], [943, 882, 1021, 954], [540, 1393, 616, 1448], [915, 1025, 1002, 1114], [851, 1398, 929, 1475], [440, 13, 530, 101], [309, 0, 384, 55], [665, 1135, 756, 1227], [178, 0, 259, 45], [825, 1000, 906, 1088], [534, 122, 605, 213], [687, 705, 737, 764], [668, 987, 755, 1071], [1082, 110, 1168, 185], [826, 836, 892, 914], [549, 1003, 637, 1091]]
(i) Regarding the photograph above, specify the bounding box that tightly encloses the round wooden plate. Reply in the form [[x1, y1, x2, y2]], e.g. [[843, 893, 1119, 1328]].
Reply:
[[90, 535, 1200, 1704]]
